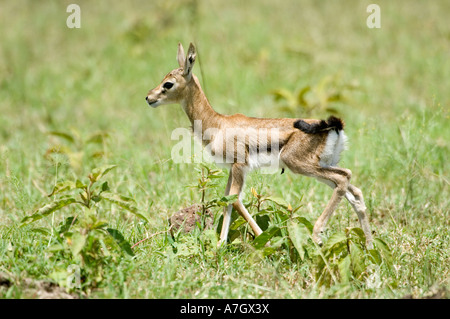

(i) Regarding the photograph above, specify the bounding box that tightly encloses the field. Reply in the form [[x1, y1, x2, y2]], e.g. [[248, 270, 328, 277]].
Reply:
[[0, 0, 449, 299]]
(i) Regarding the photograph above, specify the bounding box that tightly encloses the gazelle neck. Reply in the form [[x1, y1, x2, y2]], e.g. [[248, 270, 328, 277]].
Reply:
[[181, 75, 222, 129]]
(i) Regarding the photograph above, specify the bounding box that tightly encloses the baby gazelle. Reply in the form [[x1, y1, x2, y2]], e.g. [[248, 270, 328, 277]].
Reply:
[[146, 43, 373, 249]]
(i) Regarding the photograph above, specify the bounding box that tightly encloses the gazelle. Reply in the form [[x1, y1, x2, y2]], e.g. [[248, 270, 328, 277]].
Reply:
[[146, 43, 373, 249]]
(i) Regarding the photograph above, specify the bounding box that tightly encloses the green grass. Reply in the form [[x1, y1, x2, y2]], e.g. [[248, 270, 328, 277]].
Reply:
[[0, 0, 449, 299]]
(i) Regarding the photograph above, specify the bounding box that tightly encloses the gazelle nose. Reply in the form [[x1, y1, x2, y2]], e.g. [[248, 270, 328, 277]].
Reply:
[[145, 96, 148, 101]]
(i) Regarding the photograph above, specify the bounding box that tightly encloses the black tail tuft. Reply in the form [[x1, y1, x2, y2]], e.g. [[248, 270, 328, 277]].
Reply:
[[294, 116, 345, 134]]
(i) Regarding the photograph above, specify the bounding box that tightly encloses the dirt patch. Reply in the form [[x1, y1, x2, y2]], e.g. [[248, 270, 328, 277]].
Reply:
[[403, 287, 449, 299], [169, 204, 214, 235], [0, 272, 78, 299]]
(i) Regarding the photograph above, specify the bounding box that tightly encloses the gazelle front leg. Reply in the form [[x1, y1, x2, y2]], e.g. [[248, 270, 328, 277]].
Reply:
[[218, 164, 263, 247], [218, 172, 233, 247]]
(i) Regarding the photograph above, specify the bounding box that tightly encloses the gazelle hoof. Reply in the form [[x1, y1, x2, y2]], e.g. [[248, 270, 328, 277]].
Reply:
[[312, 232, 324, 247]]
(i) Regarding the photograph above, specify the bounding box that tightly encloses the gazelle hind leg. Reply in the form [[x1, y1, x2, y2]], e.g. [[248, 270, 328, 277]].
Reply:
[[310, 167, 351, 246], [281, 141, 352, 246], [345, 184, 373, 249], [316, 177, 374, 249]]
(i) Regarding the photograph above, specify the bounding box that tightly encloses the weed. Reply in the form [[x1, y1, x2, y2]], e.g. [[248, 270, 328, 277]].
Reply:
[[19, 165, 145, 291], [45, 129, 110, 173], [271, 76, 360, 117]]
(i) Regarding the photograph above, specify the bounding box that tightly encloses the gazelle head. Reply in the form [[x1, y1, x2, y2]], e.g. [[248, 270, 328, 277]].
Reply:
[[146, 42, 197, 108]]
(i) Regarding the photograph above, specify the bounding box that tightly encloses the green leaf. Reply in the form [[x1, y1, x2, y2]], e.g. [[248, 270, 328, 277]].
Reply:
[[88, 165, 117, 183], [265, 196, 289, 209], [374, 238, 393, 268], [217, 195, 238, 207], [70, 232, 86, 256], [80, 192, 87, 203], [20, 198, 78, 226], [101, 181, 110, 192], [76, 179, 87, 189], [48, 179, 87, 197], [48, 180, 76, 197], [221, 194, 238, 202], [261, 246, 277, 257], [30, 227, 52, 236], [230, 217, 247, 231], [271, 88, 296, 105], [45, 145, 72, 157], [107, 228, 134, 256], [325, 107, 340, 115], [369, 248, 382, 265], [47, 243, 65, 252], [349, 241, 365, 279], [208, 174, 223, 179], [287, 219, 309, 261], [349, 227, 366, 241], [338, 254, 351, 283], [86, 131, 109, 144], [92, 220, 108, 229], [255, 214, 270, 232], [101, 192, 148, 222], [91, 195, 102, 203], [228, 229, 241, 243], [294, 216, 314, 234], [58, 216, 77, 234], [323, 231, 347, 252], [253, 226, 281, 249], [210, 194, 238, 207], [326, 92, 343, 103], [297, 85, 311, 106], [48, 131, 76, 144]]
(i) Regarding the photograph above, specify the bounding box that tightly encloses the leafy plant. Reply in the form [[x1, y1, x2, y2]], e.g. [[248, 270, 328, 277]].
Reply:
[[45, 129, 110, 172], [312, 227, 393, 287], [271, 75, 360, 117], [192, 164, 238, 229], [20, 165, 145, 291], [229, 187, 393, 287], [225, 187, 298, 255], [167, 165, 238, 256]]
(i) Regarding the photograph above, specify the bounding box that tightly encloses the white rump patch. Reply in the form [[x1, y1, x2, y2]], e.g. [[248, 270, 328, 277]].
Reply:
[[319, 130, 348, 167]]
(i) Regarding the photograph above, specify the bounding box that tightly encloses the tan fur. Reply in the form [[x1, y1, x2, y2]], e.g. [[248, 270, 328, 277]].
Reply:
[[146, 43, 373, 249]]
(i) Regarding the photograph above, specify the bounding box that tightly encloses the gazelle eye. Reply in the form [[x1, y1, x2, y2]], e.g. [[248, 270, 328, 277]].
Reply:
[[163, 82, 174, 89]]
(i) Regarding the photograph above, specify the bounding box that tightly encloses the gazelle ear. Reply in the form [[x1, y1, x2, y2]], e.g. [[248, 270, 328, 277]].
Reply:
[[177, 43, 185, 68], [183, 42, 196, 79]]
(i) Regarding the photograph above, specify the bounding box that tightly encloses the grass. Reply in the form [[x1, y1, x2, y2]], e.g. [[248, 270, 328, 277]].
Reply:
[[0, 0, 449, 299]]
